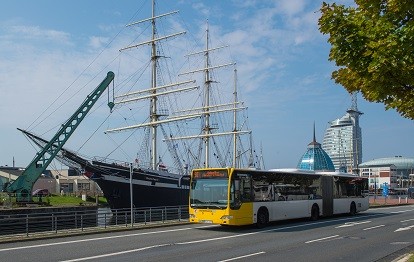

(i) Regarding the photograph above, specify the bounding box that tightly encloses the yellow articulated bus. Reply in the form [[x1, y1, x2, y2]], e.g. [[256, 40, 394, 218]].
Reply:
[[189, 168, 369, 227]]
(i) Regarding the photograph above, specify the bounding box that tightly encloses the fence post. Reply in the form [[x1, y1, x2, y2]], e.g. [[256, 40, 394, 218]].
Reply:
[[164, 207, 167, 223], [81, 214, 83, 231], [51, 214, 54, 232], [144, 210, 147, 225], [55, 215, 58, 234], [104, 213, 107, 229], [26, 215, 29, 237], [179, 206, 181, 221]]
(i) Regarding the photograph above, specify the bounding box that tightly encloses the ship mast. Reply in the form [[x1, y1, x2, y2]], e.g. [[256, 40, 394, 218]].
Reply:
[[150, 0, 158, 170], [107, 0, 188, 170], [178, 23, 251, 168], [110, 13, 253, 170], [233, 68, 238, 167], [203, 24, 212, 167]]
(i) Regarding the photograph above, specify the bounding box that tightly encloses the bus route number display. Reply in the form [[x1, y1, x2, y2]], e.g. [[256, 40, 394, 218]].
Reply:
[[193, 170, 228, 179]]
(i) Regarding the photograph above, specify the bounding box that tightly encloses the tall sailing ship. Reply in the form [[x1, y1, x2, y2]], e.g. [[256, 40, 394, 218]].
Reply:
[[23, 0, 261, 210]]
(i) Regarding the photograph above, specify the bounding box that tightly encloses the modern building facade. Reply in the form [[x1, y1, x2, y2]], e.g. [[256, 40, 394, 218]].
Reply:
[[322, 96, 363, 173], [359, 156, 414, 190]]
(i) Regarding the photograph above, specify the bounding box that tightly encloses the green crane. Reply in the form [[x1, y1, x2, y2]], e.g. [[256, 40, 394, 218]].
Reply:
[[6, 71, 115, 202]]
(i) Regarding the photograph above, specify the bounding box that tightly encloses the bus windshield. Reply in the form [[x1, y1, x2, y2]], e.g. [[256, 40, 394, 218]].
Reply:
[[190, 179, 229, 209]]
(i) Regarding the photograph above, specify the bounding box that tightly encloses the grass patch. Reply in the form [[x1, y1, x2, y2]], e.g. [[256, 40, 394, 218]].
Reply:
[[1, 193, 108, 207], [48, 195, 106, 206]]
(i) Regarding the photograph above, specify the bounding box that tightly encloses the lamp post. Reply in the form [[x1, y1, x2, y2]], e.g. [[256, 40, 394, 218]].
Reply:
[[130, 163, 133, 226], [374, 173, 377, 202]]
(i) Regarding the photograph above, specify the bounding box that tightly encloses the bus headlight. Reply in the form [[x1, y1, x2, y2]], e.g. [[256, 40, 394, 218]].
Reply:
[[220, 215, 233, 220], [189, 214, 196, 218]]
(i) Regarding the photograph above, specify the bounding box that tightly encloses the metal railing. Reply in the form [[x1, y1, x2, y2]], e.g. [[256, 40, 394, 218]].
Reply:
[[0, 205, 189, 241]]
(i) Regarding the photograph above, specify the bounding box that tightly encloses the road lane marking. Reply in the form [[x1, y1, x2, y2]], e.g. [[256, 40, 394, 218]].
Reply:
[[401, 218, 414, 223], [390, 242, 411, 245], [0, 226, 213, 252], [390, 209, 414, 214], [395, 225, 414, 232], [218, 252, 265, 262], [59, 244, 171, 262], [305, 235, 340, 244], [363, 225, 385, 231], [335, 220, 371, 228]]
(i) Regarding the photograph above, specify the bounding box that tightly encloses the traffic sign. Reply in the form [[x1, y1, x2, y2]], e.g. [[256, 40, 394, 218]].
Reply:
[[382, 183, 389, 197]]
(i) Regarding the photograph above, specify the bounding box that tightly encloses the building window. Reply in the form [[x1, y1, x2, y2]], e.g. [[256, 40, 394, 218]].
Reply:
[[77, 183, 90, 191], [60, 183, 74, 193]]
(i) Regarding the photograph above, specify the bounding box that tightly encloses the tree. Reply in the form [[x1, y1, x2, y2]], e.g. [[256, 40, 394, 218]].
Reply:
[[319, 0, 414, 120]]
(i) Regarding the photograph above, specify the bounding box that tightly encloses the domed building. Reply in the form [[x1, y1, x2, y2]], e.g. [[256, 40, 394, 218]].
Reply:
[[297, 125, 335, 171]]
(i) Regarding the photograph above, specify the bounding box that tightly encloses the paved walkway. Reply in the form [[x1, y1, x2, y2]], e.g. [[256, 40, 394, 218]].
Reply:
[[369, 196, 414, 206]]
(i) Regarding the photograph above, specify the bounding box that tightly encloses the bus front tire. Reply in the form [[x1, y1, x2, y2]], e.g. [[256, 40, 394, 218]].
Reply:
[[256, 208, 268, 228], [310, 204, 319, 221]]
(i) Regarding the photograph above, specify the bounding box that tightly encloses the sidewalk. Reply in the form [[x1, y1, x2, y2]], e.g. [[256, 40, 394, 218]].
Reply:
[[369, 196, 414, 207]]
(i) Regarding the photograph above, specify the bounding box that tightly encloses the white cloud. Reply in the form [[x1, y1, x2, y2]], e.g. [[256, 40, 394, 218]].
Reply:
[[8, 25, 71, 43], [276, 0, 307, 16], [89, 36, 109, 49], [192, 2, 210, 17]]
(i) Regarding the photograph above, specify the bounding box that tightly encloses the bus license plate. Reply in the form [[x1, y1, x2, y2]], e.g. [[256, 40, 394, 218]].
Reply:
[[200, 220, 213, 224]]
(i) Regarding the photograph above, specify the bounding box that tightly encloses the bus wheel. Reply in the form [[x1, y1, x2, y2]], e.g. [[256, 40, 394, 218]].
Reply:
[[350, 202, 357, 216], [256, 208, 268, 228], [310, 204, 319, 221]]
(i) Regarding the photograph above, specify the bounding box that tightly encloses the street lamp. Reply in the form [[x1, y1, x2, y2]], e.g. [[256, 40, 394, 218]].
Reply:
[[130, 163, 133, 226]]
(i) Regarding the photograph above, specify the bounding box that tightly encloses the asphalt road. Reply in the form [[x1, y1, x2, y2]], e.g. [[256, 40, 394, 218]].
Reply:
[[1, 205, 413, 262]]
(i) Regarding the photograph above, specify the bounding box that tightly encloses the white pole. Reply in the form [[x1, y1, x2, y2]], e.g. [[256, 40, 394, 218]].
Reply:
[[130, 163, 133, 226]]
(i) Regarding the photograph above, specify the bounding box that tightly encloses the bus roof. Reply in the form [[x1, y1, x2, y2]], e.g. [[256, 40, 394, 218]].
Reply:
[[193, 167, 363, 179], [269, 168, 362, 178]]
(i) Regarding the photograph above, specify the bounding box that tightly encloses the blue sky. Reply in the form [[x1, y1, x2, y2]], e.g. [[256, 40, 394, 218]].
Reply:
[[0, 0, 413, 170]]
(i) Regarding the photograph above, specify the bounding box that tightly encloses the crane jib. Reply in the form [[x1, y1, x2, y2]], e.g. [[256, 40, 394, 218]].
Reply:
[[6, 72, 115, 202]]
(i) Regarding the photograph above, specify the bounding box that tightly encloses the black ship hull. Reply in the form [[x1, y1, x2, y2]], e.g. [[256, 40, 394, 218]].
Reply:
[[63, 152, 190, 210]]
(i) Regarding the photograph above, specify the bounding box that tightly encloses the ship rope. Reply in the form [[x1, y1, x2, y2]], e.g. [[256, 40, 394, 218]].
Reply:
[[159, 124, 183, 173], [137, 127, 150, 168]]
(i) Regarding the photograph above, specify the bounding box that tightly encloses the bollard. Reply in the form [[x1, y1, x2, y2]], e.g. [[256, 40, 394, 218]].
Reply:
[[406, 197, 408, 204], [399, 197, 401, 204]]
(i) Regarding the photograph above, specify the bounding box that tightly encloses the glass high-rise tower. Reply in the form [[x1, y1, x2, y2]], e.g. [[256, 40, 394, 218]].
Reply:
[[322, 94, 363, 173]]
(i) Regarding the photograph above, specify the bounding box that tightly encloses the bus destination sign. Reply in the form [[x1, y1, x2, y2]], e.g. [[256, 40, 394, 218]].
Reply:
[[193, 170, 228, 179]]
